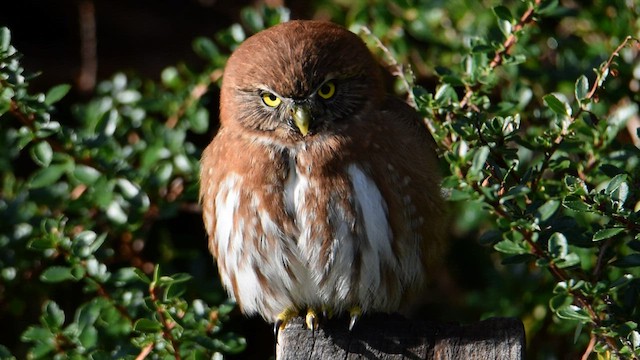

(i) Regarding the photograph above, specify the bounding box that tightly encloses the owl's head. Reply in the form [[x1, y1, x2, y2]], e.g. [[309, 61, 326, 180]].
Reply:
[[219, 20, 383, 143]]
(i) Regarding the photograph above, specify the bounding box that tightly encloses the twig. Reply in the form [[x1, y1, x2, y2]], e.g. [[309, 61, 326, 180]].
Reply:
[[135, 343, 154, 360], [459, 0, 541, 110], [531, 37, 639, 193], [586, 36, 638, 100], [359, 26, 417, 109], [581, 333, 597, 360], [149, 282, 182, 360]]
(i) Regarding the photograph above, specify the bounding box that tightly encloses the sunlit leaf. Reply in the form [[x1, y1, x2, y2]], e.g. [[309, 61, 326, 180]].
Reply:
[[575, 75, 589, 102], [593, 228, 624, 242], [543, 94, 570, 116], [44, 84, 71, 105]]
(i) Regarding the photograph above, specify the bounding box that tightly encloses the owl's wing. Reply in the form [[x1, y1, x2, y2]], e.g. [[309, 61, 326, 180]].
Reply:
[[381, 95, 439, 154]]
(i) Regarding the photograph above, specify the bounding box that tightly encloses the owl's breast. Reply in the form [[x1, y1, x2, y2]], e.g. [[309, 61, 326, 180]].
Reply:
[[281, 147, 415, 312]]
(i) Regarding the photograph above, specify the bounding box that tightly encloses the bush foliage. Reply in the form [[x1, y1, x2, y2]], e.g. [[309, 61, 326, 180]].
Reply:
[[1, 1, 639, 359]]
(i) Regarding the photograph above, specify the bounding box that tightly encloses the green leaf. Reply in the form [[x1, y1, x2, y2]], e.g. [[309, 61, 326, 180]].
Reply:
[[492, 6, 513, 21], [30, 141, 53, 167], [106, 201, 128, 225], [537, 0, 559, 15], [166, 281, 188, 299], [133, 318, 162, 333], [610, 274, 633, 288], [548, 232, 568, 259], [44, 84, 71, 105], [494, 239, 527, 254], [73, 164, 101, 185], [76, 299, 103, 330], [72, 230, 98, 257], [28, 237, 56, 251], [112, 267, 139, 286], [470, 146, 490, 176], [550, 294, 573, 311], [0, 27, 10, 52], [497, 19, 512, 36], [78, 326, 98, 349], [96, 109, 118, 137], [629, 330, 640, 348], [564, 176, 588, 196], [161, 66, 181, 88], [116, 178, 140, 199], [543, 94, 570, 116], [536, 200, 560, 221], [42, 301, 65, 330], [189, 107, 209, 134], [606, 173, 628, 195], [134, 268, 151, 284], [241, 7, 265, 32], [575, 75, 589, 102], [562, 198, 592, 212], [556, 253, 581, 269], [556, 305, 593, 323], [115, 89, 141, 104], [21, 326, 51, 343], [29, 164, 67, 188], [593, 228, 625, 242], [192, 37, 220, 60], [40, 266, 78, 283]]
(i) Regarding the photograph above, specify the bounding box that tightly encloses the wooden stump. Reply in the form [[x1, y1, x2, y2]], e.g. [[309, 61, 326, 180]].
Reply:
[[276, 314, 524, 360]]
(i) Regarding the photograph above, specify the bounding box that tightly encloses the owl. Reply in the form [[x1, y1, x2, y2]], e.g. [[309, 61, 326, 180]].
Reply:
[[199, 20, 445, 334]]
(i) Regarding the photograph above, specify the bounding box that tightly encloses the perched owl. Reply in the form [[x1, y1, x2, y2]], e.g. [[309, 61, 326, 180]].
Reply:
[[199, 20, 446, 334]]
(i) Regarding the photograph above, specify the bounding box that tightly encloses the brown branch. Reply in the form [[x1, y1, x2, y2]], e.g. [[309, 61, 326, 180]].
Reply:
[[586, 36, 638, 100], [581, 333, 597, 360], [149, 282, 182, 360], [359, 26, 417, 109], [531, 37, 639, 193], [459, 0, 541, 110], [135, 343, 154, 360]]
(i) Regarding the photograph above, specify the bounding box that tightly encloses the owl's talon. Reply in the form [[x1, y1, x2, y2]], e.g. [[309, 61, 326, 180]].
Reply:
[[274, 319, 283, 339], [348, 306, 362, 331], [274, 308, 298, 339], [305, 308, 318, 331]]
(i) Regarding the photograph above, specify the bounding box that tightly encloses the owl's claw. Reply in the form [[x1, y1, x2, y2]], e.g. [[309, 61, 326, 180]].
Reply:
[[348, 306, 361, 331], [305, 308, 318, 331], [274, 308, 298, 339]]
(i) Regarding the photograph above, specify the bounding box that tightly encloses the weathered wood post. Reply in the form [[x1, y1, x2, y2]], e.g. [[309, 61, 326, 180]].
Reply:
[[277, 314, 524, 359]]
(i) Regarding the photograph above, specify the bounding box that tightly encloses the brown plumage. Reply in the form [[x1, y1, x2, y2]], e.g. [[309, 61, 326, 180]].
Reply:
[[199, 20, 445, 332]]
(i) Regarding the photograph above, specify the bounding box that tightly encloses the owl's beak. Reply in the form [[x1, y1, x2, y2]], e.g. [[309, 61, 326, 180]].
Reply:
[[290, 104, 311, 136]]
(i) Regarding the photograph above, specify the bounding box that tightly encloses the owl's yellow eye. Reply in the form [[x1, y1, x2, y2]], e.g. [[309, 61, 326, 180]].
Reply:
[[317, 81, 336, 99], [262, 93, 282, 107]]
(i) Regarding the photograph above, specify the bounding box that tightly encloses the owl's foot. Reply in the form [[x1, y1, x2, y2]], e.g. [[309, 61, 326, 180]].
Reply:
[[305, 308, 318, 330], [274, 307, 299, 338], [348, 306, 361, 331]]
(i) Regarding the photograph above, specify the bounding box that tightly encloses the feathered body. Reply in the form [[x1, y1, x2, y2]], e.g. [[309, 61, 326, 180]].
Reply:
[[199, 20, 445, 323]]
